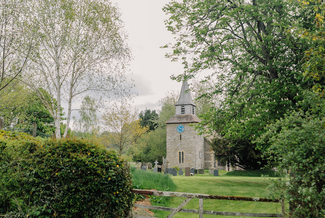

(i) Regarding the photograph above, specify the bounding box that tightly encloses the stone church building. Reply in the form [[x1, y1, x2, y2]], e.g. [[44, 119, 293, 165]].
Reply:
[[165, 81, 216, 169]]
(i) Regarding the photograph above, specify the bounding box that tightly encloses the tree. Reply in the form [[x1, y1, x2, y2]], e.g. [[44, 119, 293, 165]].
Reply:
[[0, 84, 56, 137], [163, 0, 313, 168], [139, 109, 158, 131], [24, 0, 131, 139], [128, 127, 166, 164], [256, 91, 325, 217], [101, 101, 148, 155], [73, 96, 99, 134], [0, 0, 35, 93]]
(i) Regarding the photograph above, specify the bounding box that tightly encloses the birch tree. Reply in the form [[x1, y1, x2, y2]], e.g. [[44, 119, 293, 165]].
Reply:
[[0, 0, 34, 93], [25, 0, 131, 138]]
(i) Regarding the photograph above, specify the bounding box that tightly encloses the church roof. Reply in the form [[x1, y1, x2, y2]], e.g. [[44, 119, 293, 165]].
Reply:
[[165, 114, 200, 124], [175, 81, 195, 106]]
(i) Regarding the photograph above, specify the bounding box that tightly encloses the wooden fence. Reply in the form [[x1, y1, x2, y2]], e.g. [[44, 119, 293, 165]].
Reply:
[[131, 189, 285, 218]]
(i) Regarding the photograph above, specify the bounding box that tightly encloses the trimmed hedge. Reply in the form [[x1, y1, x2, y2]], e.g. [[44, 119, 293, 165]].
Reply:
[[0, 136, 134, 217]]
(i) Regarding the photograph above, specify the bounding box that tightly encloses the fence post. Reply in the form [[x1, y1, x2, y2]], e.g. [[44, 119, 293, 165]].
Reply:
[[199, 198, 203, 218], [281, 199, 285, 218], [33, 122, 37, 137]]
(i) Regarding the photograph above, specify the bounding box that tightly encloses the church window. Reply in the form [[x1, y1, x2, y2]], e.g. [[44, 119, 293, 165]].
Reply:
[[179, 151, 184, 163], [181, 106, 185, 114], [182, 151, 184, 163], [179, 152, 181, 163]]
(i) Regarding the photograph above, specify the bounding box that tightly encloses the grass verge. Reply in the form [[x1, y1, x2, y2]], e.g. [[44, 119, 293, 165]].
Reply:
[[151, 174, 284, 218]]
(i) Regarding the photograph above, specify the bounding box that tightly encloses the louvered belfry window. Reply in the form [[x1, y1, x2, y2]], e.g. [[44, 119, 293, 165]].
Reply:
[[181, 106, 185, 114]]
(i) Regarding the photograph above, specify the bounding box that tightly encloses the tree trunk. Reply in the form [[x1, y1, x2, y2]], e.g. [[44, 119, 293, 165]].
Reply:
[[56, 89, 61, 139], [63, 89, 73, 138]]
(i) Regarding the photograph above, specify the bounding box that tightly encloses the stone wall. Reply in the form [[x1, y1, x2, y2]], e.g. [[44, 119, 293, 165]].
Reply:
[[203, 139, 215, 169], [166, 123, 204, 169]]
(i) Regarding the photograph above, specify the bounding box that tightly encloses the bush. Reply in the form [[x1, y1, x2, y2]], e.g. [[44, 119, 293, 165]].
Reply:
[[1, 137, 134, 217]]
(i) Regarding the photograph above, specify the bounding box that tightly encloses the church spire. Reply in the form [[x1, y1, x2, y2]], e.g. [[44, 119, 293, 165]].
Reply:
[[175, 81, 195, 106]]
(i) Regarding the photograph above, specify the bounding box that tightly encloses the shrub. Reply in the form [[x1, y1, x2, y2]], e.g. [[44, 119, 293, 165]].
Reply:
[[1, 138, 134, 217]]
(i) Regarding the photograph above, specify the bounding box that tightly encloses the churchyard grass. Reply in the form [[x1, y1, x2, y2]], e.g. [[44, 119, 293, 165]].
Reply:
[[151, 173, 284, 218], [131, 167, 177, 191]]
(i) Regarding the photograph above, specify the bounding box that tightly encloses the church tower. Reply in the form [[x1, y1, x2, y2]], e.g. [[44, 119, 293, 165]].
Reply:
[[165, 81, 215, 169]]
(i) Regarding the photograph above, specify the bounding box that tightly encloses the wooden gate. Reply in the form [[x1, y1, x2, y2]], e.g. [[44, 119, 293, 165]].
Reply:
[[131, 189, 285, 218]]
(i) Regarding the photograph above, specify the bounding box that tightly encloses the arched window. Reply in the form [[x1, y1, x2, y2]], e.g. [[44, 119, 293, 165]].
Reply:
[[179, 151, 185, 163], [182, 151, 184, 163], [179, 151, 182, 163]]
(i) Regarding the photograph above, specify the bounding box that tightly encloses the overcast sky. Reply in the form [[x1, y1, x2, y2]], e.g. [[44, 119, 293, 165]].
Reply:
[[110, 0, 185, 112]]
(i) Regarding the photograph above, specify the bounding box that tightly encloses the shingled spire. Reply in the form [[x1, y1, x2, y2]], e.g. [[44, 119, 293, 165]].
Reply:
[[165, 80, 200, 124], [175, 81, 195, 106]]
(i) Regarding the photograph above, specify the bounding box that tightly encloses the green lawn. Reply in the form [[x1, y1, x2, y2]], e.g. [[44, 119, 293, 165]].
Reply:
[[150, 172, 284, 218]]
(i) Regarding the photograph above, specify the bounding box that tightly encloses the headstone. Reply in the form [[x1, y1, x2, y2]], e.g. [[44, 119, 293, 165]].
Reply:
[[199, 169, 204, 174], [141, 166, 147, 171], [137, 162, 142, 169], [169, 168, 177, 176], [154, 160, 158, 169], [185, 167, 190, 176], [153, 168, 157, 173], [190, 168, 195, 175], [157, 167, 162, 173], [194, 169, 198, 174], [148, 163, 152, 169], [161, 164, 166, 172], [214, 170, 219, 176], [209, 169, 215, 175], [179, 169, 183, 176]]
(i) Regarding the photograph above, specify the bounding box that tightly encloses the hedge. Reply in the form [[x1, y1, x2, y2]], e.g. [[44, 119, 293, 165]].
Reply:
[[0, 135, 134, 217]]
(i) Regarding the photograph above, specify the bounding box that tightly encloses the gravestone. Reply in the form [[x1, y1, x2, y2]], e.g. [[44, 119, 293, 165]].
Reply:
[[137, 162, 142, 169], [190, 168, 195, 175], [198, 169, 204, 174], [169, 168, 177, 176], [185, 167, 190, 176], [153, 168, 157, 173], [157, 167, 162, 173], [148, 163, 152, 169], [209, 169, 216, 175], [141, 166, 147, 171], [179, 169, 183, 176], [194, 169, 198, 174], [161, 164, 166, 172], [214, 170, 219, 176], [154, 160, 158, 169]]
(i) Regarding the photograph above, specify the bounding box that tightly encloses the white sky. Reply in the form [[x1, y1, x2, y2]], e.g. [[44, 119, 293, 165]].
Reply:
[[110, 0, 185, 112]]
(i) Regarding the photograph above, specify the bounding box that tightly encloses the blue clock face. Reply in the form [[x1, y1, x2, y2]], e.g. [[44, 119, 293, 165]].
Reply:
[[176, 125, 185, 133]]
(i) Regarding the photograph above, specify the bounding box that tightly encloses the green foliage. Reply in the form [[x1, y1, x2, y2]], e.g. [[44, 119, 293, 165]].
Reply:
[[139, 109, 158, 131], [211, 137, 267, 170], [172, 166, 180, 172], [129, 127, 166, 164], [163, 0, 315, 170], [224, 169, 279, 177], [131, 167, 177, 191], [0, 136, 134, 217], [257, 91, 325, 217]]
